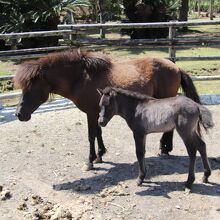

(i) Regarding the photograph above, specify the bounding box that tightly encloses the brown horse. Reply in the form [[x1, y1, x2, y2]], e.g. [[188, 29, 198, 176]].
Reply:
[[14, 49, 200, 170]]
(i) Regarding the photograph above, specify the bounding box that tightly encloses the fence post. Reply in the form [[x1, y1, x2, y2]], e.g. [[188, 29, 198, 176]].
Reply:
[[98, 0, 105, 39], [210, 0, 214, 20], [69, 12, 77, 42], [168, 22, 176, 63]]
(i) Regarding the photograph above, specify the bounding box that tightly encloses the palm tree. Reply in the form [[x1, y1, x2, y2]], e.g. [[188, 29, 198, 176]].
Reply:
[[0, 0, 91, 48], [179, 0, 189, 21]]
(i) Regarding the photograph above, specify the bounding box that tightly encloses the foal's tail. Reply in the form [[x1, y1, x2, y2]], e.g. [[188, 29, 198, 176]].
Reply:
[[197, 104, 214, 137], [180, 69, 201, 104], [179, 69, 214, 136]]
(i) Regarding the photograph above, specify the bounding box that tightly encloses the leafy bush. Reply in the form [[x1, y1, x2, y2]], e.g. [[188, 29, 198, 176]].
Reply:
[[0, 0, 90, 48]]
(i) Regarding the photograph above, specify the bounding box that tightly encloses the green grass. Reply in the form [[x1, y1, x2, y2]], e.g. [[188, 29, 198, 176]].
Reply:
[[0, 18, 220, 95], [188, 24, 220, 34], [194, 80, 220, 95], [0, 61, 17, 76], [176, 47, 220, 75], [1, 48, 220, 95], [109, 47, 220, 76]]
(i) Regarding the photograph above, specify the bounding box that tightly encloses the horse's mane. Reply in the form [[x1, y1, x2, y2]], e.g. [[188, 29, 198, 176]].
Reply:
[[14, 49, 112, 89], [103, 87, 156, 101]]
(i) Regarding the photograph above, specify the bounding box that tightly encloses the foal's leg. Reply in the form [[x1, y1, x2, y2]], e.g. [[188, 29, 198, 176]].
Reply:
[[184, 142, 197, 189], [83, 114, 98, 171], [194, 134, 211, 183], [177, 130, 197, 189], [95, 126, 107, 163], [133, 132, 146, 186], [160, 131, 174, 155]]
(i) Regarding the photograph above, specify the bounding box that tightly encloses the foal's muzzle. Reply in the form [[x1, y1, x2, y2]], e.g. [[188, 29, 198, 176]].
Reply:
[[98, 117, 108, 127]]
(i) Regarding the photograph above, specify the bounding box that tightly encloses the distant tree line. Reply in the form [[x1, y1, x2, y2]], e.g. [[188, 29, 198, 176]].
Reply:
[[0, 0, 219, 49]]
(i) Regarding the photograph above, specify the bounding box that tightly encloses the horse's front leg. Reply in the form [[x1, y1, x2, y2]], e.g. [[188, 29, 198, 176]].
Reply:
[[133, 132, 146, 186], [95, 126, 107, 163], [159, 130, 174, 155], [83, 114, 98, 171]]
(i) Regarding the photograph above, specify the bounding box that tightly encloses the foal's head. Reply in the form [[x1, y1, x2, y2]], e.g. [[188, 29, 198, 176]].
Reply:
[[98, 87, 118, 127]]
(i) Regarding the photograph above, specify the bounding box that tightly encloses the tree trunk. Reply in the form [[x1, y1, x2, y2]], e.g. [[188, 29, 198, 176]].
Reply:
[[179, 0, 189, 31], [179, 0, 189, 21]]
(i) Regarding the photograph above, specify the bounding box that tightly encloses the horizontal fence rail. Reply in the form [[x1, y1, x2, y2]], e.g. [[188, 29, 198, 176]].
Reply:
[[58, 20, 220, 30], [1, 75, 220, 101], [0, 20, 219, 61], [0, 30, 75, 40]]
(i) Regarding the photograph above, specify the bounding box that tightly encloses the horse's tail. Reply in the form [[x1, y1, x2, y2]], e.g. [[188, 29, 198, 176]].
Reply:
[[180, 69, 201, 104], [197, 104, 214, 137]]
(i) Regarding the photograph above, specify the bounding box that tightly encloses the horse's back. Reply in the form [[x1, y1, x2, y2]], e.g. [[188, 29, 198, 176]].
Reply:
[[111, 56, 181, 98]]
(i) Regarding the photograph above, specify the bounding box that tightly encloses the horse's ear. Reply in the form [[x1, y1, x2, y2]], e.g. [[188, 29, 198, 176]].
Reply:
[[97, 88, 104, 96]]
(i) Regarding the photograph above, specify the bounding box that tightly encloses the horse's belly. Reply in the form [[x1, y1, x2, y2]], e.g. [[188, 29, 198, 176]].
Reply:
[[143, 118, 175, 134]]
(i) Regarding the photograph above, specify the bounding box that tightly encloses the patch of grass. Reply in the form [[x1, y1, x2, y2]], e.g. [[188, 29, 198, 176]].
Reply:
[[176, 47, 220, 75], [188, 24, 220, 34], [194, 80, 220, 95], [0, 61, 17, 76], [109, 47, 220, 75], [108, 47, 168, 61]]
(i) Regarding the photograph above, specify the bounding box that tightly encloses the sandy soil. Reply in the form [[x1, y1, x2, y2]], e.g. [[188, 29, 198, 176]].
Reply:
[[0, 105, 220, 220]]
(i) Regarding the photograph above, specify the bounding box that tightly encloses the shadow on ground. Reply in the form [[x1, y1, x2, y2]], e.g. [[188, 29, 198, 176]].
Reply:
[[53, 155, 220, 196]]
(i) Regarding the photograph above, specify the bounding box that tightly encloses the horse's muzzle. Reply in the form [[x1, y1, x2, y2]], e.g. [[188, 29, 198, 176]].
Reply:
[[15, 112, 31, 121]]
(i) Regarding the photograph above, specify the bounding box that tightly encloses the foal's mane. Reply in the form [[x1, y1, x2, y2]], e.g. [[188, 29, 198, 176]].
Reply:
[[104, 87, 156, 101], [14, 49, 112, 90]]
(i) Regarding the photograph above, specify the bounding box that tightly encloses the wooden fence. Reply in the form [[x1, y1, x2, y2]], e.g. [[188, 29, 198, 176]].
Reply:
[[0, 20, 220, 61], [0, 20, 220, 101]]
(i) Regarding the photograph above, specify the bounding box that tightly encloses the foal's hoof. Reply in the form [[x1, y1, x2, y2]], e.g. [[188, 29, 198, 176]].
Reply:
[[94, 157, 103, 164], [136, 178, 144, 186], [184, 187, 191, 195], [158, 152, 169, 158], [82, 162, 93, 171]]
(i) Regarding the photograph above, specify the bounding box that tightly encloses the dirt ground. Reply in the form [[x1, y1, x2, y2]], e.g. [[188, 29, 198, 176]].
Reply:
[[0, 105, 220, 220]]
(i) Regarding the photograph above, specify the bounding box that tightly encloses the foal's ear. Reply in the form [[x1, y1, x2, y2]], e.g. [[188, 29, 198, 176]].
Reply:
[[97, 88, 104, 96], [111, 91, 117, 97], [77, 47, 81, 56]]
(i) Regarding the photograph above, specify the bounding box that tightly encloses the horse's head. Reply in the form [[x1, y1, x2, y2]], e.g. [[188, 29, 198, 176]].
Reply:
[[15, 78, 50, 121], [14, 63, 50, 121], [98, 87, 117, 127]]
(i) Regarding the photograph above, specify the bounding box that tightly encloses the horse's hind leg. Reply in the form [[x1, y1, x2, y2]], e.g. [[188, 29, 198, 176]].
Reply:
[[160, 131, 174, 155], [133, 132, 146, 186], [194, 134, 211, 183], [95, 126, 107, 163]]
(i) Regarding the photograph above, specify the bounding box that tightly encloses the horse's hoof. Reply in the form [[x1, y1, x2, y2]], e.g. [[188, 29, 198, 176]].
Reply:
[[136, 178, 143, 186], [202, 176, 209, 183], [184, 187, 191, 194], [94, 157, 103, 164], [82, 162, 93, 171], [184, 182, 192, 190]]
